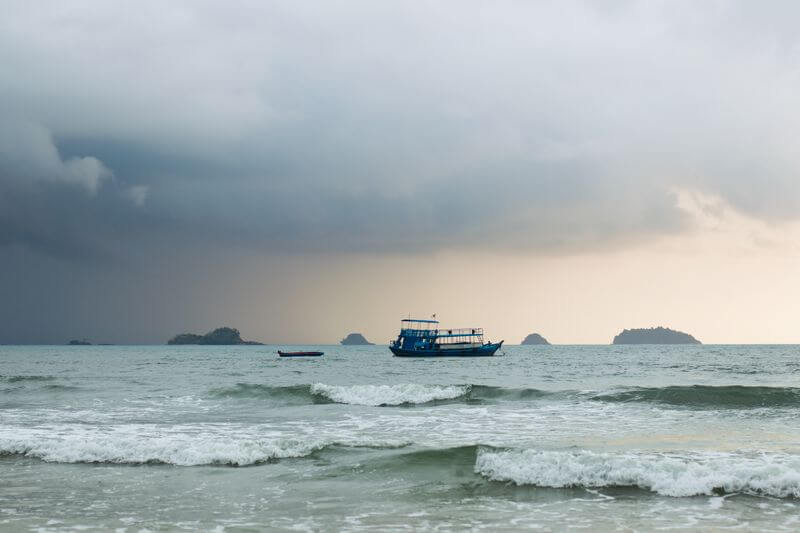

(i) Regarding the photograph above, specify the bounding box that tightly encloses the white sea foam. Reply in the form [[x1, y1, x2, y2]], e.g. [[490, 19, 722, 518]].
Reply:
[[475, 448, 800, 498], [0, 426, 408, 466], [310, 383, 469, 406]]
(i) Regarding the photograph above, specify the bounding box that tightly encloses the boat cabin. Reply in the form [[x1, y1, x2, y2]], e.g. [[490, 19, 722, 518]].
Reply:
[[393, 318, 485, 352]]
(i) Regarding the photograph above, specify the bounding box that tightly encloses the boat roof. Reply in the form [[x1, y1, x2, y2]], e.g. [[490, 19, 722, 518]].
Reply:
[[401, 318, 439, 324]]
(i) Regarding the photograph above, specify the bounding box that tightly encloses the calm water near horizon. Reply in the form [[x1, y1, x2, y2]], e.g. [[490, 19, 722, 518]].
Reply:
[[2, 344, 800, 531]]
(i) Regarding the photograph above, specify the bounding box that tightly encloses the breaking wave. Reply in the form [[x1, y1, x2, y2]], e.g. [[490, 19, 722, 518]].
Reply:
[[207, 383, 553, 406], [205, 383, 800, 409], [475, 448, 800, 498], [208, 383, 473, 406], [592, 385, 800, 408], [0, 430, 410, 466], [206, 383, 800, 409], [209, 384, 332, 405], [309, 383, 469, 406]]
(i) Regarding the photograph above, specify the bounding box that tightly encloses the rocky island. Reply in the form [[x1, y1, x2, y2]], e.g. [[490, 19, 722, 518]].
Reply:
[[612, 327, 700, 345], [68, 339, 92, 345], [520, 333, 550, 345], [167, 327, 263, 345], [340, 333, 374, 345]]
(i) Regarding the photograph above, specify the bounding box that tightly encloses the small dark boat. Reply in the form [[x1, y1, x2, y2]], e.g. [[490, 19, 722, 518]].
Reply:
[[278, 350, 323, 357]]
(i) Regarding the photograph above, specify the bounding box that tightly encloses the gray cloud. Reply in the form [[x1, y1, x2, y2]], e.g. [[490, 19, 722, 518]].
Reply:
[[2, 2, 799, 258], [2, 1, 800, 341], [0, 120, 111, 193]]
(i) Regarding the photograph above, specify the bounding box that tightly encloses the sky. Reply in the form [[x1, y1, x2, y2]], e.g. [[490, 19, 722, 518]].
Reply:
[[2, 1, 800, 344]]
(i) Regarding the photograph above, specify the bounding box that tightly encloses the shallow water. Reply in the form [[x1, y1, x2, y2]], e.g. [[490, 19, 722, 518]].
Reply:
[[1, 344, 800, 531]]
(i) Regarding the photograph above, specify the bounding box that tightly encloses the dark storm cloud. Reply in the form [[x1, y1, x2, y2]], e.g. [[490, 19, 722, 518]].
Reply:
[[4, 1, 800, 262], [1, 0, 800, 343]]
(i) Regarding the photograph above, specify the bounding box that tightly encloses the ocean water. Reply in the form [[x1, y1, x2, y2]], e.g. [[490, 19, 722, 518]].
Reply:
[[1, 344, 800, 531]]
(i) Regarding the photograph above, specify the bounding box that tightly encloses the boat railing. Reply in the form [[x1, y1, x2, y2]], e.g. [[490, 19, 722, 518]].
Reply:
[[400, 327, 483, 338], [400, 328, 439, 337], [435, 328, 484, 345], [436, 328, 483, 337]]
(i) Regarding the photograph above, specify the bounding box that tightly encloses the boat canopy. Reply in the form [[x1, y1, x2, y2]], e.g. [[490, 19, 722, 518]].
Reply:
[[400, 318, 439, 333], [437, 328, 483, 338]]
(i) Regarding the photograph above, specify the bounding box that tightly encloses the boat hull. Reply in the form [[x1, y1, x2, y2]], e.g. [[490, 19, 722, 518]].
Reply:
[[278, 351, 323, 357], [390, 341, 503, 357]]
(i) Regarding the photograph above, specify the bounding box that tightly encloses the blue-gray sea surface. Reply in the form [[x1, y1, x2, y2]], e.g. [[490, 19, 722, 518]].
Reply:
[[2, 344, 800, 531]]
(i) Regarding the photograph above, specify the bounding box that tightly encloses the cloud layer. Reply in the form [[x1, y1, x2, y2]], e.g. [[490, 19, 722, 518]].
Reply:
[[2, 1, 800, 342], [2, 0, 798, 261]]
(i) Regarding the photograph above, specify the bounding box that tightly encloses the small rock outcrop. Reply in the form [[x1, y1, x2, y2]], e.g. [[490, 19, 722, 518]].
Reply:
[[340, 333, 374, 345], [612, 327, 700, 345], [167, 327, 263, 345], [520, 333, 550, 345]]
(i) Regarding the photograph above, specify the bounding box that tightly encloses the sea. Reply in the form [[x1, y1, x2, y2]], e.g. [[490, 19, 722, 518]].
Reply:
[[1, 344, 799, 531]]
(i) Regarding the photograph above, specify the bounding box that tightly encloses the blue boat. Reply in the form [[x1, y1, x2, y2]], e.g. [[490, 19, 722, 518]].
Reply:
[[389, 318, 503, 357]]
